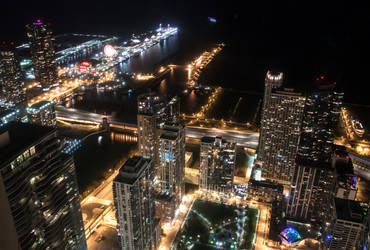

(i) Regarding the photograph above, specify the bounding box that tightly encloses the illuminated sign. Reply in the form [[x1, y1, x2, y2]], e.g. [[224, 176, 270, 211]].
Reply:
[[79, 61, 91, 72]]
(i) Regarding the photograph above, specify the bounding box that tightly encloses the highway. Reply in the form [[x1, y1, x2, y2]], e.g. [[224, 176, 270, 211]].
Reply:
[[56, 106, 260, 148], [185, 126, 259, 148]]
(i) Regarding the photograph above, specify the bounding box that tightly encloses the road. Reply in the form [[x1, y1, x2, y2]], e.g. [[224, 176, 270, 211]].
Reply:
[[56, 106, 260, 148], [159, 194, 196, 250], [185, 126, 259, 148], [81, 168, 119, 248]]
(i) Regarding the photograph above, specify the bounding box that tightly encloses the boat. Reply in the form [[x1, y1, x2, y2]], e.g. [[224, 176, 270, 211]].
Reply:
[[351, 119, 365, 137]]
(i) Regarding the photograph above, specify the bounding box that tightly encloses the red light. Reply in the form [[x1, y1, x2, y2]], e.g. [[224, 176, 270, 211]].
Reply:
[[320, 76, 324, 80], [316, 77, 319, 81], [36, 19, 41, 23], [333, 81, 336, 85]]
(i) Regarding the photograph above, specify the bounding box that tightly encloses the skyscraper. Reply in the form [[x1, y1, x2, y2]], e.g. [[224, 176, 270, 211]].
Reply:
[[0, 42, 26, 107], [258, 70, 283, 147], [159, 96, 180, 126], [137, 93, 164, 161], [297, 80, 343, 162], [0, 122, 86, 249], [258, 87, 306, 182], [330, 198, 368, 250], [26, 19, 58, 91], [199, 136, 236, 194], [113, 156, 160, 250], [157, 124, 185, 220], [286, 156, 335, 222], [137, 93, 180, 177], [287, 79, 343, 224]]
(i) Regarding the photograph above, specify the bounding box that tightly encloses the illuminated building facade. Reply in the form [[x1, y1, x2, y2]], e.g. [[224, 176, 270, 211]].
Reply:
[[297, 81, 343, 162], [157, 124, 185, 220], [199, 136, 236, 194], [287, 79, 343, 225], [113, 156, 160, 250], [286, 157, 335, 222], [247, 179, 283, 203], [330, 198, 368, 250], [0, 43, 26, 107], [0, 123, 86, 249], [137, 93, 180, 177], [137, 93, 165, 164], [258, 87, 305, 183], [258, 70, 283, 154], [26, 19, 58, 91], [159, 96, 180, 126], [333, 147, 357, 201], [26, 101, 56, 127]]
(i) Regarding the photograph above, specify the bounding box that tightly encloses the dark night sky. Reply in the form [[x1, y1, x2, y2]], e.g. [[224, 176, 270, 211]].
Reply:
[[1, 0, 369, 104]]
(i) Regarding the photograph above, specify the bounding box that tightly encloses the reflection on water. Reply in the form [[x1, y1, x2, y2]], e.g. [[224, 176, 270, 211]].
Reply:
[[110, 131, 137, 143], [119, 34, 179, 73], [159, 79, 167, 94], [73, 131, 137, 193]]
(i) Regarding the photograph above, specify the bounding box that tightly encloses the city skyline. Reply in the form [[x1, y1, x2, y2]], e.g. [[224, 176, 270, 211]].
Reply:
[[0, 1, 369, 105], [0, 7, 370, 250]]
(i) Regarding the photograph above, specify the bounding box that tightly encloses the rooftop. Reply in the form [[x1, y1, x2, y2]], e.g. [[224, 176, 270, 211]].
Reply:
[[295, 156, 332, 170], [273, 88, 304, 96], [0, 108, 19, 119], [0, 122, 55, 168], [248, 179, 284, 192], [27, 101, 53, 111], [160, 125, 182, 140], [201, 136, 216, 144], [137, 92, 165, 115], [114, 156, 151, 185], [335, 198, 366, 223], [160, 133, 178, 141], [336, 159, 356, 190]]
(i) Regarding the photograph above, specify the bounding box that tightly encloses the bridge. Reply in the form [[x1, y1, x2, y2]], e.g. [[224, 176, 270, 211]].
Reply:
[[56, 106, 259, 148]]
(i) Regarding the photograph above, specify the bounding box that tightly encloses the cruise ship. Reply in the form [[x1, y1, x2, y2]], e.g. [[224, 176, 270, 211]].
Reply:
[[352, 119, 365, 137]]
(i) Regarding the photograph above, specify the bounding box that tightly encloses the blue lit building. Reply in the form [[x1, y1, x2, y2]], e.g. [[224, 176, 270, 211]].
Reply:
[[280, 227, 302, 246], [26, 101, 56, 127]]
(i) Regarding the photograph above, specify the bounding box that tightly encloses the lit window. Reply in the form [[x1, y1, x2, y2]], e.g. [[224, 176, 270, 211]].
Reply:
[[30, 146, 36, 155]]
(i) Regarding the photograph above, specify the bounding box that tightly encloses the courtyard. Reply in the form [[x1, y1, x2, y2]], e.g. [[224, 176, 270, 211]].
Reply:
[[177, 199, 258, 249]]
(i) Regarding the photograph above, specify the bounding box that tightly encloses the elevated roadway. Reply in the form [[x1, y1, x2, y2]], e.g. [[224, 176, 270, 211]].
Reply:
[[56, 106, 260, 148]]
